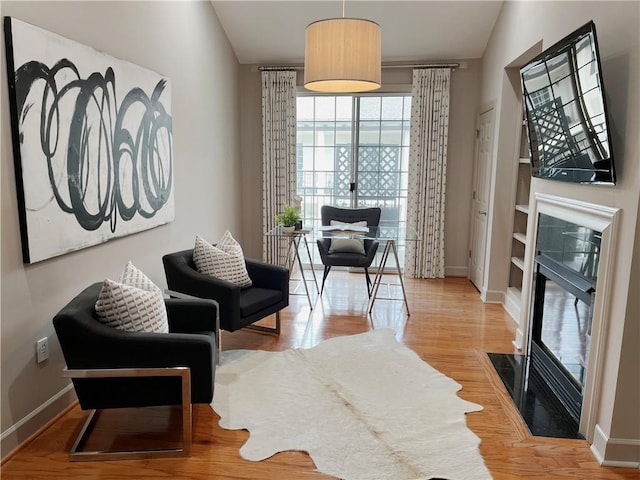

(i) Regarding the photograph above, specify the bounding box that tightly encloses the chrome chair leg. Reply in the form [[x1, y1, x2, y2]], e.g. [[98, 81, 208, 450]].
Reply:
[[64, 367, 192, 461], [246, 310, 282, 335]]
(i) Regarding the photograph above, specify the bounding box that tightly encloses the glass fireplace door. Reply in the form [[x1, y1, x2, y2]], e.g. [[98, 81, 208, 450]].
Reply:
[[534, 274, 593, 389], [530, 213, 601, 422]]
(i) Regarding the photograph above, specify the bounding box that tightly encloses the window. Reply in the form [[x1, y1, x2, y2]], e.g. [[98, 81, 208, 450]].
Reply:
[[296, 94, 412, 264]]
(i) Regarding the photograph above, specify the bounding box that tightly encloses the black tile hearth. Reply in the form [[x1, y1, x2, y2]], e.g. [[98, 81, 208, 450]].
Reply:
[[488, 352, 583, 440]]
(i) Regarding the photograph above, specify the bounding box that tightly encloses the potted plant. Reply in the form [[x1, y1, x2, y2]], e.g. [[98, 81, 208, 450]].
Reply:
[[275, 203, 301, 234]]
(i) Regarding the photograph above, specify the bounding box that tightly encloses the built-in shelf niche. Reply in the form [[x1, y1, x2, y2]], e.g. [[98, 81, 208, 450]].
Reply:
[[506, 112, 531, 320]]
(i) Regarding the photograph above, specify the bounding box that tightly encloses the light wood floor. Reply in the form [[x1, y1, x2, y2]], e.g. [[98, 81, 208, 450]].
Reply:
[[2, 272, 639, 479]]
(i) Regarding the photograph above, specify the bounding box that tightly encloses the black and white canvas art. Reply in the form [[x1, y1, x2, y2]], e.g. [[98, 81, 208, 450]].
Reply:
[[4, 17, 174, 263]]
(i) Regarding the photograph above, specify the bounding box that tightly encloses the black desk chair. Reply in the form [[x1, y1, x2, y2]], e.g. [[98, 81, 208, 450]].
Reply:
[[163, 249, 289, 354], [52, 282, 217, 460], [316, 206, 382, 296]]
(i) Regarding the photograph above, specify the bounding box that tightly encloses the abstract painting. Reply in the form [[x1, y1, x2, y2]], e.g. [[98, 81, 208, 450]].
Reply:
[[3, 17, 174, 263]]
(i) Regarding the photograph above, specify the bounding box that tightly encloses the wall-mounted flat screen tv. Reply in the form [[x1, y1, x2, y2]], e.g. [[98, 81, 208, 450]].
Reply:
[[521, 21, 616, 184]]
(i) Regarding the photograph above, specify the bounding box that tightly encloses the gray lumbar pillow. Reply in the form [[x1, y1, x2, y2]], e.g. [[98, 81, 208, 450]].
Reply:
[[328, 220, 367, 255]]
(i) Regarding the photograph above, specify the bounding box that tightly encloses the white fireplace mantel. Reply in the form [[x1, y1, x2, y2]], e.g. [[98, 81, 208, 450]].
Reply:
[[515, 193, 620, 445]]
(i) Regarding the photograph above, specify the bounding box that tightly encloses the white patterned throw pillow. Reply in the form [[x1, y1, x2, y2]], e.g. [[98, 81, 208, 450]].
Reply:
[[193, 233, 252, 287], [328, 220, 367, 255], [95, 262, 169, 333]]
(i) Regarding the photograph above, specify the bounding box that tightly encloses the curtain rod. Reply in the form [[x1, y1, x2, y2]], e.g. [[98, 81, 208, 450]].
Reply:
[[384, 62, 460, 70], [256, 62, 461, 72], [258, 66, 304, 71]]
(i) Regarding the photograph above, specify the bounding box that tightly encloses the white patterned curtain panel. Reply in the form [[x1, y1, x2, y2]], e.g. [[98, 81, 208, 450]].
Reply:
[[261, 70, 297, 263], [405, 68, 451, 278]]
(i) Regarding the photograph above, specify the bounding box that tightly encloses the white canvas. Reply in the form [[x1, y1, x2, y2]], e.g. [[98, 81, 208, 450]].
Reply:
[[4, 17, 174, 263]]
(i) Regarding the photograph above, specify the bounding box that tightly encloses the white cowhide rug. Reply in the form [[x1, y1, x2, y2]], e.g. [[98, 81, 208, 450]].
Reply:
[[212, 329, 493, 480]]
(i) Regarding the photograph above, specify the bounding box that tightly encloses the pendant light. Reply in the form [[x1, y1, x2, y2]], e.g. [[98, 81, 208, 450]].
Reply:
[[304, 1, 381, 93]]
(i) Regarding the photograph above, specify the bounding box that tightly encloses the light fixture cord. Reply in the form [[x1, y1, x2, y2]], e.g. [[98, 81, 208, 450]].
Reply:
[[342, 0, 345, 18]]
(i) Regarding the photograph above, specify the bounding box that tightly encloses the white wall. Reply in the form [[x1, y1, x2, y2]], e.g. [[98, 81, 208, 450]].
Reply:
[[0, 1, 241, 457], [240, 62, 482, 277], [480, 1, 639, 464]]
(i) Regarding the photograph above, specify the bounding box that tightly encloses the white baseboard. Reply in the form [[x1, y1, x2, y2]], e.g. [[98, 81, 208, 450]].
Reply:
[[591, 424, 640, 467], [1, 383, 76, 459], [513, 328, 524, 351], [503, 291, 521, 323], [444, 266, 468, 277], [481, 289, 503, 304]]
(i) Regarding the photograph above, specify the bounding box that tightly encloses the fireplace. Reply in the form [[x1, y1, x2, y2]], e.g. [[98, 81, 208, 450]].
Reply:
[[529, 213, 600, 424], [490, 194, 619, 441]]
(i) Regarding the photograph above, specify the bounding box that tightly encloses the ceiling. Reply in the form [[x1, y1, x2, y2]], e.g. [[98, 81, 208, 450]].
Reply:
[[211, 1, 504, 66]]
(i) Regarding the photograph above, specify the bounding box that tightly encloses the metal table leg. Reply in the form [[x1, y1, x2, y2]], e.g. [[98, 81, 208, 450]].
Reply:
[[302, 236, 320, 293], [389, 240, 410, 315], [367, 239, 410, 315], [367, 241, 391, 313], [281, 235, 316, 309]]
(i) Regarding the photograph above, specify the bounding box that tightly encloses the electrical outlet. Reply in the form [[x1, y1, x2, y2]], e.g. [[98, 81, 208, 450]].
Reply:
[[36, 337, 49, 363]]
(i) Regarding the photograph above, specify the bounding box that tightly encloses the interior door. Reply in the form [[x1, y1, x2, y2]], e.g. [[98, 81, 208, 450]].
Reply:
[[469, 107, 494, 291]]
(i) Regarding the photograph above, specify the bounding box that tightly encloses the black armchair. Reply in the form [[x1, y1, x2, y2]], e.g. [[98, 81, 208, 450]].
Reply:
[[317, 206, 382, 295], [162, 249, 289, 345], [52, 282, 217, 460]]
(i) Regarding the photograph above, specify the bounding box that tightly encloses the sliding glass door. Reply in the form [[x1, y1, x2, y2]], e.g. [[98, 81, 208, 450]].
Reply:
[[296, 94, 411, 264]]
